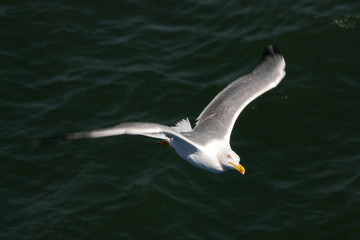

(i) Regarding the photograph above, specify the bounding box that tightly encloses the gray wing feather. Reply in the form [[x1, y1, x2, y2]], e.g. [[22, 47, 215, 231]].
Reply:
[[62, 122, 201, 149], [68, 122, 181, 139], [194, 46, 286, 142], [36, 122, 200, 148]]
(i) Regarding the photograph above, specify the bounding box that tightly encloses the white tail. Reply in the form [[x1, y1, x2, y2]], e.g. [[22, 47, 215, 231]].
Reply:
[[172, 118, 192, 133]]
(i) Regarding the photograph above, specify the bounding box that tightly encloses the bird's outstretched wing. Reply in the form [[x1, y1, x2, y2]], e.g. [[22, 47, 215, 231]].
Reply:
[[193, 45, 286, 143], [35, 122, 200, 149]]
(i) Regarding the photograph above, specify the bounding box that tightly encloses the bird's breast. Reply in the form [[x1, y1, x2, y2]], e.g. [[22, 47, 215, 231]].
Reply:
[[170, 139, 225, 173]]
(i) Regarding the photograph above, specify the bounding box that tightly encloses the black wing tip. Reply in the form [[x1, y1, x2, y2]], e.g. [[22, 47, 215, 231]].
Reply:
[[31, 131, 92, 148], [261, 45, 282, 61], [32, 135, 68, 147]]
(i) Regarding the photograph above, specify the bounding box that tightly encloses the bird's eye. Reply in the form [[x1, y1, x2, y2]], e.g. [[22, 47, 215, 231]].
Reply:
[[227, 154, 232, 159]]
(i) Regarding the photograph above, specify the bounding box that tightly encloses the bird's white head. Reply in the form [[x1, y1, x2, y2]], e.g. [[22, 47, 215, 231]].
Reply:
[[218, 148, 245, 175]]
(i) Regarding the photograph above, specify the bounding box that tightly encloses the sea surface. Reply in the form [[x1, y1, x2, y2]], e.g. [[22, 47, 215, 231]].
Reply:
[[1, 1, 360, 239]]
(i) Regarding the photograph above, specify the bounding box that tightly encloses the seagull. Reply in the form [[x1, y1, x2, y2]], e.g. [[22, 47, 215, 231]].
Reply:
[[40, 45, 286, 174]]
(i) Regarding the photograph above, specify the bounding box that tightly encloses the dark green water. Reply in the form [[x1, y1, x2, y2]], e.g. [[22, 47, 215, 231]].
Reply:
[[1, 1, 360, 239]]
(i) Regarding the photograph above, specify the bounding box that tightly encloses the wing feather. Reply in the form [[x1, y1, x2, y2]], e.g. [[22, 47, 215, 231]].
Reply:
[[194, 46, 286, 142], [37, 122, 200, 149]]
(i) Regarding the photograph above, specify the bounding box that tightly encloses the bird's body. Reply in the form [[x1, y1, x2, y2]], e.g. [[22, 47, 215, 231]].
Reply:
[[40, 45, 286, 174]]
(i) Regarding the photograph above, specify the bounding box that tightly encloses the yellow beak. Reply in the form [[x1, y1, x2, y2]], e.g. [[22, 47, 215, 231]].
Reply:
[[229, 162, 245, 175]]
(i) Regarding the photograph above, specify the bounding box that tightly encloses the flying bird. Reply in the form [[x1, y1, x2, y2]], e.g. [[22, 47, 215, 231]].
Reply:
[[39, 45, 286, 174]]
